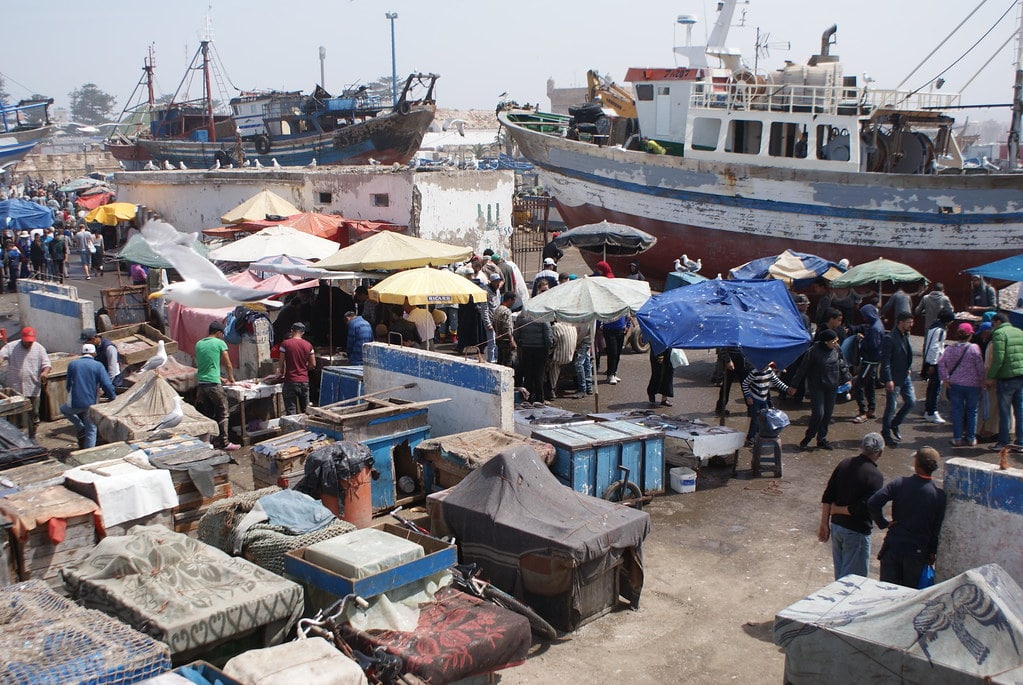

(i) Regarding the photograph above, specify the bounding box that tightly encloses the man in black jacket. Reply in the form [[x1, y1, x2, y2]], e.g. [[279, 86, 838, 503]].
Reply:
[[881, 312, 915, 447], [789, 328, 844, 450], [868, 447, 947, 588]]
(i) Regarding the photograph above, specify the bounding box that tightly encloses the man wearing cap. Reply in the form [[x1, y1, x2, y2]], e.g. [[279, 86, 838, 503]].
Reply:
[[61, 343, 116, 449], [0, 327, 50, 438], [533, 258, 559, 295], [818, 432, 885, 579], [869, 447, 947, 588], [81, 329, 123, 389], [986, 312, 1023, 450], [195, 321, 239, 451], [490, 253, 516, 296], [278, 322, 315, 415]]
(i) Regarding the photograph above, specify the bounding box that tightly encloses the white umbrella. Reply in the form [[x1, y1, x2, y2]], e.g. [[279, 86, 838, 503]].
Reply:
[[208, 225, 340, 262], [523, 276, 651, 323]]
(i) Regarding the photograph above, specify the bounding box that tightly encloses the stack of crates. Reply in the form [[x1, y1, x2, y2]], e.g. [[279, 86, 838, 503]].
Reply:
[[251, 431, 334, 489]]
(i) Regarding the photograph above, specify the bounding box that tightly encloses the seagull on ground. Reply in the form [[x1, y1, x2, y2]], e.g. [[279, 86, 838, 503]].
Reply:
[[140, 340, 168, 374], [142, 219, 268, 308], [152, 395, 184, 432], [163, 160, 174, 170]]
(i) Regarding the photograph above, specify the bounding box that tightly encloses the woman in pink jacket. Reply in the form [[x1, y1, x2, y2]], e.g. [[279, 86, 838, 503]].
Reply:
[[938, 323, 987, 447]]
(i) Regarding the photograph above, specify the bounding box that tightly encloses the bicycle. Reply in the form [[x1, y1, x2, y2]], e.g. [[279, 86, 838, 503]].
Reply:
[[602, 464, 646, 508], [298, 593, 416, 685], [389, 508, 559, 640]]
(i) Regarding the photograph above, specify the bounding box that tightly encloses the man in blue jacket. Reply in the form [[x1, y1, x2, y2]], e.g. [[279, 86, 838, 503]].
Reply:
[[880, 312, 915, 447], [345, 310, 374, 365], [61, 343, 117, 449]]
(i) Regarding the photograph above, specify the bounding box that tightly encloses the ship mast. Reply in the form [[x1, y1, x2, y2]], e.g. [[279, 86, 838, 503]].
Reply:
[[1009, 0, 1023, 169], [201, 40, 216, 142], [145, 46, 155, 107]]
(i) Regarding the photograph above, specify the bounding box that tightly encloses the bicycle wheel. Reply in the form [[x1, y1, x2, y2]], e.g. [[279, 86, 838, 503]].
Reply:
[[482, 585, 558, 640], [603, 479, 644, 508]]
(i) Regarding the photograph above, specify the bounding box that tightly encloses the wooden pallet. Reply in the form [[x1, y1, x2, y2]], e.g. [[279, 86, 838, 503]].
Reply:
[[0, 459, 67, 490], [15, 513, 96, 596]]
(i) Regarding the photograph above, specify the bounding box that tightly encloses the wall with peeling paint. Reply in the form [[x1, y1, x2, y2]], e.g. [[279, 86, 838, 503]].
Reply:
[[936, 458, 1023, 585], [362, 342, 514, 437], [114, 168, 514, 254]]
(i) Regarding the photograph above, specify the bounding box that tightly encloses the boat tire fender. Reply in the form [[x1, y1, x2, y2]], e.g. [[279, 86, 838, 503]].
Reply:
[[214, 150, 231, 167], [396, 100, 411, 115], [254, 134, 272, 155]]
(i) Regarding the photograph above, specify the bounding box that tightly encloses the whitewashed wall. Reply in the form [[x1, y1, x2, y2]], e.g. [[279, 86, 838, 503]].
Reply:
[[16, 279, 94, 354]]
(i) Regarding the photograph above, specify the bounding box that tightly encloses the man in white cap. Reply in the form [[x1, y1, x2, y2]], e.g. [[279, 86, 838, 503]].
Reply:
[[61, 343, 117, 449], [0, 326, 50, 438], [533, 258, 559, 295]]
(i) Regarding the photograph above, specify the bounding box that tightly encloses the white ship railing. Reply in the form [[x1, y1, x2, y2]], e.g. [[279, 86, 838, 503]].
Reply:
[[689, 82, 961, 115]]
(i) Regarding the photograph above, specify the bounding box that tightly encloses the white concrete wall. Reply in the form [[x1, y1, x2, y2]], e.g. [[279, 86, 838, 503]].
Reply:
[[114, 168, 514, 255], [361, 342, 513, 437], [936, 458, 1023, 585], [16, 279, 94, 354]]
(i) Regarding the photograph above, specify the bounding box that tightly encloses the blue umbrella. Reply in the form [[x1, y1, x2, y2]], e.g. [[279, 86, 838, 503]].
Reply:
[[635, 279, 811, 370], [729, 249, 845, 288], [0, 199, 54, 230]]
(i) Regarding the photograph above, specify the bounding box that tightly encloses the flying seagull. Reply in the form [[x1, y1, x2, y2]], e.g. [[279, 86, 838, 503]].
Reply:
[[140, 340, 168, 373], [152, 395, 184, 432], [142, 219, 268, 308]]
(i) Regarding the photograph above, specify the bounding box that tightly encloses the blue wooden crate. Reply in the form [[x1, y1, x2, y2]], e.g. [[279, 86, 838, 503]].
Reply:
[[284, 524, 456, 599], [319, 365, 364, 406], [531, 420, 664, 498]]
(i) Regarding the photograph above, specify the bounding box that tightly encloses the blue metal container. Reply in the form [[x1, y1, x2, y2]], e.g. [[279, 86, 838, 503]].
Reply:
[[319, 366, 364, 406], [531, 420, 664, 497]]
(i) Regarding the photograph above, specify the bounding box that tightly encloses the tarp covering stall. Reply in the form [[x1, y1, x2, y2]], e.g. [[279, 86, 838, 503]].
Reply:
[[429, 446, 649, 629], [89, 371, 217, 442], [965, 253, 1023, 283], [0, 198, 54, 229], [775, 563, 1023, 684]]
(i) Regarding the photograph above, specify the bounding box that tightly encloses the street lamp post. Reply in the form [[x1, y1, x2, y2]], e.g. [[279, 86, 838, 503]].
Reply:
[[386, 12, 398, 106], [319, 46, 326, 89]]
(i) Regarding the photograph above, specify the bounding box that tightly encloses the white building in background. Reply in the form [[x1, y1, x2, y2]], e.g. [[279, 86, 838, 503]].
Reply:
[[113, 166, 515, 255]]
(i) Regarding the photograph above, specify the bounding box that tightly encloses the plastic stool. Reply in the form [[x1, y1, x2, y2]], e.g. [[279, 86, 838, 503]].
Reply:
[[752, 436, 782, 478]]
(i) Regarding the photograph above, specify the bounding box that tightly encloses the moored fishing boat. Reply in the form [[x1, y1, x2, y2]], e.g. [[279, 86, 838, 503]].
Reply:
[[0, 98, 53, 169], [499, 0, 1023, 303]]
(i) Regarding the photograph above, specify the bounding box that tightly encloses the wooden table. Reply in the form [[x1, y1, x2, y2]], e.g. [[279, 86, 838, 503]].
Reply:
[[224, 382, 284, 446]]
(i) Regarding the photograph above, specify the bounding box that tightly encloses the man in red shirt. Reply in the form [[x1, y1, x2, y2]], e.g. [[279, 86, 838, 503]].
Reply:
[[278, 322, 315, 414]]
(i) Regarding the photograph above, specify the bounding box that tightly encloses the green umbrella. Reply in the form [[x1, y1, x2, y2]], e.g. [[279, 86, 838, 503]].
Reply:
[[117, 233, 208, 269], [829, 258, 927, 288]]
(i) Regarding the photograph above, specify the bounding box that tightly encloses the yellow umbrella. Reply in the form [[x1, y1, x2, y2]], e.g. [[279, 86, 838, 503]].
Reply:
[[317, 231, 473, 271], [220, 189, 301, 224], [370, 267, 488, 305], [85, 202, 137, 226]]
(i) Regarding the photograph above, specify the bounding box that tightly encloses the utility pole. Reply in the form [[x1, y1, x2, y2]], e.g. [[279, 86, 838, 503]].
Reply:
[[319, 46, 326, 89], [386, 12, 399, 105]]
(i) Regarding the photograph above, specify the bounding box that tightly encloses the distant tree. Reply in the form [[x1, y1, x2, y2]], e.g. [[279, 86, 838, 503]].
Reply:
[[496, 128, 516, 157], [471, 143, 490, 159], [366, 76, 397, 103], [69, 83, 117, 125]]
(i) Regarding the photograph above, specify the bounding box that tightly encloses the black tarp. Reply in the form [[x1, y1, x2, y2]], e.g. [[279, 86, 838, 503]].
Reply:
[[434, 445, 649, 628]]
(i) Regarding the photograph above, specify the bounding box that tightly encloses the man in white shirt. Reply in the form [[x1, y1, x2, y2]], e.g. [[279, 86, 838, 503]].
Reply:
[[0, 326, 50, 437], [403, 300, 436, 350]]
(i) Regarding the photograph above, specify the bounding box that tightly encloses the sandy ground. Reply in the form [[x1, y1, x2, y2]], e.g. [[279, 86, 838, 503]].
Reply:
[[6, 249, 1017, 684]]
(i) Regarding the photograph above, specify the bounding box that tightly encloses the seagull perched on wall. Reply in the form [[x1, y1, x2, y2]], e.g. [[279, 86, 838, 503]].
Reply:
[[118, 161, 126, 170], [271, 158, 281, 169], [210, 158, 221, 170], [308, 158, 317, 168], [178, 161, 188, 170], [163, 160, 174, 170], [142, 219, 268, 308], [368, 157, 380, 166], [254, 158, 263, 169], [140, 340, 168, 374], [151, 395, 184, 433], [242, 159, 251, 167], [144, 160, 158, 171]]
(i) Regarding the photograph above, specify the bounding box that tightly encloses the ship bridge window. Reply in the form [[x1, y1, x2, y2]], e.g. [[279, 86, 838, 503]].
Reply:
[[769, 122, 808, 158], [725, 119, 763, 155], [636, 84, 654, 101], [691, 117, 721, 151]]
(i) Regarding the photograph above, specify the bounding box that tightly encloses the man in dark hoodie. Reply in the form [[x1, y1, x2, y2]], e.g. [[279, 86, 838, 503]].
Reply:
[[851, 304, 884, 424]]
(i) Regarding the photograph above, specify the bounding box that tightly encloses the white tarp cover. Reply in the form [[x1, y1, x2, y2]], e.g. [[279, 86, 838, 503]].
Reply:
[[89, 370, 217, 442], [775, 564, 1023, 684]]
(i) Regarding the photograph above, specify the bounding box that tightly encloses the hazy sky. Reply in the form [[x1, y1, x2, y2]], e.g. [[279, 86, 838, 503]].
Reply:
[[1, 0, 1019, 123]]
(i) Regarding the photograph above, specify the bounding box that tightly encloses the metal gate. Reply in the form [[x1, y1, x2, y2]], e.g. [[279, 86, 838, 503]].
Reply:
[[510, 195, 552, 274]]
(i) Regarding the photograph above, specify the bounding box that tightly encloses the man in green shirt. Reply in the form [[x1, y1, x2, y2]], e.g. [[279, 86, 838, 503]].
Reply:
[[195, 321, 239, 451]]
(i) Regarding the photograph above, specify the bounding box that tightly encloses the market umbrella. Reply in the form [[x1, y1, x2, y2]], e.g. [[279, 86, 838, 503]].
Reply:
[[208, 225, 340, 262], [85, 202, 137, 226], [226, 270, 318, 296], [118, 233, 209, 269], [317, 231, 473, 271], [248, 254, 314, 278], [220, 189, 301, 224], [636, 279, 811, 370], [829, 258, 927, 288], [75, 192, 114, 210], [964, 253, 1023, 282], [244, 212, 347, 241], [369, 266, 488, 305], [58, 177, 106, 193], [0, 199, 54, 230], [552, 221, 657, 258], [729, 249, 846, 288], [523, 275, 651, 323]]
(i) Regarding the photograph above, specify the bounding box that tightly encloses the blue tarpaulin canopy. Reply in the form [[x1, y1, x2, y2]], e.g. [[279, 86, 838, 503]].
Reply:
[[635, 279, 811, 369], [964, 254, 1023, 282], [0, 199, 54, 230], [729, 249, 845, 288]]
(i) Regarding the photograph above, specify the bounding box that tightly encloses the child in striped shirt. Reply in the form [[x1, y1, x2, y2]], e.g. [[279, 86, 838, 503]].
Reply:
[[742, 362, 790, 445]]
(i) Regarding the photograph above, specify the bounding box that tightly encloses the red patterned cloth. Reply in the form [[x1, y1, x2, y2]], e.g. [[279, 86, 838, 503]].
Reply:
[[341, 586, 531, 683]]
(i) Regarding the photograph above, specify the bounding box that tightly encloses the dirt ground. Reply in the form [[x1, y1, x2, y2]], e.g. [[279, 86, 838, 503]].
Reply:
[[6, 249, 1016, 685]]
